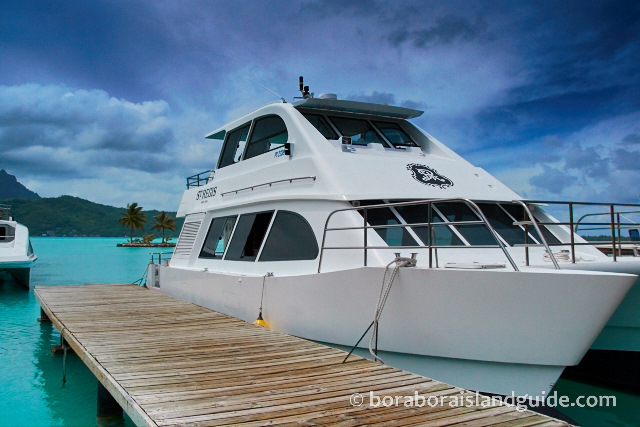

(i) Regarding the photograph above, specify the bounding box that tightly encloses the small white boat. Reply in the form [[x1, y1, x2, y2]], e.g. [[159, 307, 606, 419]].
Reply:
[[148, 80, 637, 397], [0, 205, 37, 288]]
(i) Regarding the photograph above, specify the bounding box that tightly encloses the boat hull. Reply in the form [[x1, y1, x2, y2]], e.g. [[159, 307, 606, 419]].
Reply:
[[151, 264, 634, 396], [544, 258, 640, 352], [0, 261, 34, 288]]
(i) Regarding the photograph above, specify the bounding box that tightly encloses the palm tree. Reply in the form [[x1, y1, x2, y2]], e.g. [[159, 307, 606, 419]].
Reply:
[[118, 203, 146, 242], [152, 211, 176, 243]]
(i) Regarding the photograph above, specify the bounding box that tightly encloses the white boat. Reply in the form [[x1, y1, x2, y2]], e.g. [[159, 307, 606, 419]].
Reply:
[[0, 205, 37, 288], [148, 80, 637, 397]]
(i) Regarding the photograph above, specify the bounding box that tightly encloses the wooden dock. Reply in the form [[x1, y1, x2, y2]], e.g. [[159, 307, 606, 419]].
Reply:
[[35, 284, 569, 426]]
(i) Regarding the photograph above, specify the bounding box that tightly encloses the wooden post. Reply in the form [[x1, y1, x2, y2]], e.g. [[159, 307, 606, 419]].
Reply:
[[38, 307, 51, 322], [97, 381, 123, 423]]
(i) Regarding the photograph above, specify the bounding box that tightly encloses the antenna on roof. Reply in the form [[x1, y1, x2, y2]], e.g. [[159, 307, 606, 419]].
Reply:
[[299, 76, 312, 99], [249, 79, 286, 103]]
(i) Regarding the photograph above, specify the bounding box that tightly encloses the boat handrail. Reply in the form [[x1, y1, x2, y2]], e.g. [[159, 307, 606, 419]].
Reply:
[[523, 200, 640, 262], [149, 251, 172, 264], [220, 176, 317, 197], [186, 170, 214, 189], [318, 198, 522, 273]]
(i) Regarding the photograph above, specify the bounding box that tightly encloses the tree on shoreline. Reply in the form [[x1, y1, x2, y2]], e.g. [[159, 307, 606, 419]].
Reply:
[[152, 211, 176, 243], [118, 203, 146, 242]]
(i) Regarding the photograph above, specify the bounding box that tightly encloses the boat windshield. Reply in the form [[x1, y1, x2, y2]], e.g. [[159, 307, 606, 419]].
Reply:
[[300, 111, 417, 148]]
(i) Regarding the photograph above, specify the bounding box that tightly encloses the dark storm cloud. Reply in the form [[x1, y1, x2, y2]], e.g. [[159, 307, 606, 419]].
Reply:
[[0, 84, 175, 175], [475, 85, 640, 144], [0, 151, 85, 179], [563, 143, 611, 178], [612, 148, 640, 170], [470, 1, 640, 147], [349, 91, 397, 105], [388, 15, 492, 48], [529, 165, 573, 195], [622, 133, 640, 144], [0, 1, 180, 101]]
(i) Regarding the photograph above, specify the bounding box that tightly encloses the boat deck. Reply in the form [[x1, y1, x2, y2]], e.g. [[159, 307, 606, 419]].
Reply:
[[34, 284, 569, 426]]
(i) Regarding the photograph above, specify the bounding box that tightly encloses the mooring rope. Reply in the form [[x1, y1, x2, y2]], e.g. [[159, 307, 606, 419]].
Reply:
[[368, 256, 417, 364]]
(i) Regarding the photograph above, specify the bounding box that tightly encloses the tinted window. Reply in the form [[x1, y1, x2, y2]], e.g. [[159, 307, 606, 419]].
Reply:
[[218, 124, 250, 168], [435, 202, 496, 245], [244, 116, 288, 160], [372, 121, 415, 147], [302, 114, 338, 139], [395, 204, 464, 246], [359, 202, 417, 247], [330, 117, 386, 146], [225, 211, 274, 261], [199, 216, 237, 258], [477, 203, 530, 246], [260, 211, 319, 261], [500, 203, 560, 245]]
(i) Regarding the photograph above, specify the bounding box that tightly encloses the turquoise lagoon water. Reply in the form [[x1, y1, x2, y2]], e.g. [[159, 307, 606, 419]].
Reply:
[[0, 237, 639, 426]]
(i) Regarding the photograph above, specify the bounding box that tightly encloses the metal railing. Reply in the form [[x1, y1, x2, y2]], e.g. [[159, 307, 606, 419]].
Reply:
[[317, 198, 534, 273], [525, 200, 640, 261], [150, 252, 172, 265], [186, 170, 214, 189]]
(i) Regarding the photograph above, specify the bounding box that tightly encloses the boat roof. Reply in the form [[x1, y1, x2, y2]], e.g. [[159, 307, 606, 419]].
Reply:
[[291, 97, 423, 119], [205, 97, 424, 140]]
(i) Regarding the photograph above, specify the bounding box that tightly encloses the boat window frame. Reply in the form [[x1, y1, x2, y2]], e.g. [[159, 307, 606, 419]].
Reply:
[[217, 123, 252, 169], [431, 202, 504, 247], [357, 200, 419, 247], [370, 120, 418, 148], [476, 202, 541, 247], [259, 210, 319, 261], [300, 112, 340, 140], [297, 108, 418, 149], [327, 115, 390, 147], [393, 202, 465, 246], [198, 215, 238, 259], [0, 224, 15, 242], [224, 210, 275, 262], [244, 114, 289, 160]]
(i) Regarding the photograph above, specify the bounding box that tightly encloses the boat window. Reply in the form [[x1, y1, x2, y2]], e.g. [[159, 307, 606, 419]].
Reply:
[[395, 204, 464, 246], [358, 202, 417, 247], [329, 116, 387, 146], [434, 202, 496, 245], [218, 124, 251, 169], [199, 216, 237, 259], [302, 113, 339, 140], [500, 204, 561, 245], [225, 211, 274, 261], [372, 121, 416, 147], [477, 203, 532, 246], [0, 225, 15, 242], [244, 116, 288, 160], [259, 211, 319, 261]]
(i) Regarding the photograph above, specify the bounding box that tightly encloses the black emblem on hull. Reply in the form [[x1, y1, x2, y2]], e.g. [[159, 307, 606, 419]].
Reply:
[[407, 164, 454, 189]]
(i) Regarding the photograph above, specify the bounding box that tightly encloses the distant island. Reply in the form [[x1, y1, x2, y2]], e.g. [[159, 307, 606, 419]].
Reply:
[[0, 169, 184, 238], [116, 241, 176, 247]]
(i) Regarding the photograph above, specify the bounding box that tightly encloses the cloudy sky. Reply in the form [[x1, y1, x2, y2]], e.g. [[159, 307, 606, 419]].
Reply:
[[1, 0, 640, 211]]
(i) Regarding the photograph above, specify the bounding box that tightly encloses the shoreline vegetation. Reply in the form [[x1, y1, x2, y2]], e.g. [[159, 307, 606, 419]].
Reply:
[[118, 202, 177, 247]]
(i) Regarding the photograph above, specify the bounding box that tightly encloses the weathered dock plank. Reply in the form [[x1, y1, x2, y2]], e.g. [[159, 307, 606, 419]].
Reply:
[[35, 284, 570, 426]]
